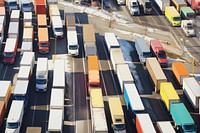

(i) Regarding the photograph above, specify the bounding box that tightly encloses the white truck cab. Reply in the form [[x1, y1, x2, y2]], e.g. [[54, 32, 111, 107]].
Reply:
[[117, 0, 125, 5], [52, 16, 63, 38], [67, 30, 79, 56], [128, 0, 140, 15], [181, 20, 195, 37]]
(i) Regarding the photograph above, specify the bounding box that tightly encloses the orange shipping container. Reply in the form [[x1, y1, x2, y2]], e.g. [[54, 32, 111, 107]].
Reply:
[[88, 56, 99, 71], [37, 14, 47, 27], [0, 0, 4, 7], [0, 101, 5, 126], [172, 62, 189, 85]]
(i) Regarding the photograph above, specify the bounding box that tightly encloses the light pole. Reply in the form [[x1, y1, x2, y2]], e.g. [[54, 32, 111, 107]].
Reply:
[[180, 38, 188, 57]]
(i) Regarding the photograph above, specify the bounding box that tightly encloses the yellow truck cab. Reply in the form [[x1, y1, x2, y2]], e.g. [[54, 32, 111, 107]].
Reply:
[[165, 6, 181, 26]]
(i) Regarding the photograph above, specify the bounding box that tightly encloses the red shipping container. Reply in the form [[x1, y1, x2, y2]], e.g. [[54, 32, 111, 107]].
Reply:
[[34, 0, 46, 15]]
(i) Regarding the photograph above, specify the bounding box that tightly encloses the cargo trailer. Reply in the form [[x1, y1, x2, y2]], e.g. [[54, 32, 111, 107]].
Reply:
[[47, 109, 63, 132], [50, 89, 64, 111], [20, 52, 35, 74], [21, 42, 32, 56], [0, 81, 12, 108], [157, 121, 175, 133], [154, 0, 170, 13], [53, 59, 65, 89], [8, 22, 19, 39], [17, 66, 31, 80], [23, 27, 33, 42], [105, 32, 120, 52]]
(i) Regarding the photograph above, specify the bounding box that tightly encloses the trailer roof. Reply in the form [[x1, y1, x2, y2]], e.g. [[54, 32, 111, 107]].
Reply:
[[157, 121, 176, 133], [65, 15, 76, 27], [166, 6, 180, 16], [183, 77, 200, 97], [88, 55, 99, 72], [92, 108, 108, 131], [105, 33, 120, 49], [48, 109, 63, 131], [50, 89, 64, 109], [124, 84, 145, 111], [4, 38, 17, 53], [110, 48, 125, 65], [49, 4, 60, 16], [0, 16, 4, 24], [117, 64, 134, 82], [13, 80, 29, 95], [135, 37, 150, 53], [24, 12, 32, 21], [173, 0, 186, 5], [21, 42, 32, 51], [23, 27, 33, 39], [17, 66, 31, 79], [160, 82, 180, 100], [90, 89, 104, 108], [20, 52, 35, 66], [67, 30, 78, 44], [38, 28, 48, 42], [8, 22, 19, 34], [108, 97, 124, 116], [181, 7, 195, 13], [7, 100, 24, 122], [171, 103, 194, 124], [172, 62, 189, 76], [53, 59, 65, 88], [83, 24, 95, 43], [0, 101, 5, 112], [136, 114, 156, 133], [0, 7, 5, 16], [37, 58, 48, 73], [0, 81, 11, 98], [146, 58, 167, 80], [37, 14, 47, 26], [10, 10, 20, 21]]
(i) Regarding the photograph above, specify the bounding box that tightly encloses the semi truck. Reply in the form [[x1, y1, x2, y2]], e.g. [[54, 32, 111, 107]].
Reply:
[[6, 100, 24, 133], [146, 57, 167, 92], [136, 114, 156, 133], [20, 52, 35, 74], [83, 24, 96, 57], [105, 32, 120, 52], [156, 121, 176, 133], [181, 20, 195, 37], [110, 48, 126, 73], [3, 38, 17, 64], [150, 40, 167, 67], [165, 6, 181, 26], [38, 28, 49, 53], [67, 30, 79, 56], [34, 0, 46, 15], [0, 81, 12, 108], [160, 82, 180, 110], [183, 77, 200, 109], [154, 0, 170, 13], [116, 64, 134, 93], [170, 102, 196, 132], [8, 22, 19, 39], [124, 83, 145, 114], [172, 62, 190, 85], [36, 58, 48, 91], [138, 0, 152, 14], [127, 0, 140, 15], [135, 37, 151, 65], [170, 0, 187, 12]]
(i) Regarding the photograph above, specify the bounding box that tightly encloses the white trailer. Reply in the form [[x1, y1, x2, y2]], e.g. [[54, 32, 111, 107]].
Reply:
[[36, 58, 48, 91], [110, 48, 125, 73], [0, 16, 5, 49], [13, 80, 29, 100], [157, 121, 176, 133], [0, 81, 12, 108], [10, 10, 20, 22], [23, 12, 32, 23], [48, 109, 63, 132], [154, 0, 170, 13], [6, 100, 24, 133], [67, 30, 79, 56], [17, 66, 31, 80], [183, 77, 200, 109], [23, 27, 33, 42], [105, 33, 120, 52], [8, 22, 19, 39], [50, 89, 64, 111], [21, 41, 33, 56], [116, 64, 134, 93], [20, 52, 35, 74], [53, 59, 65, 89]]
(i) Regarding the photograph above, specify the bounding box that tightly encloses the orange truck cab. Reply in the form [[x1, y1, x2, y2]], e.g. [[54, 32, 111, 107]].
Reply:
[[150, 40, 167, 67], [38, 28, 49, 54], [88, 56, 100, 92]]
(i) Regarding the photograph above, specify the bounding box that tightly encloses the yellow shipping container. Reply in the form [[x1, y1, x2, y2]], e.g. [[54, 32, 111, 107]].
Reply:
[[160, 82, 180, 110], [90, 89, 104, 108]]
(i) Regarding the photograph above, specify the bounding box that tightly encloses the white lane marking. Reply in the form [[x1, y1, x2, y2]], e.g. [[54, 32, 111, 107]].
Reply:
[[2, 66, 8, 80], [31, 94, 37, 126]]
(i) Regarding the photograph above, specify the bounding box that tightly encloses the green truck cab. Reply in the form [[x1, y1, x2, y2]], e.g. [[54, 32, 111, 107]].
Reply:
[[170, 102, 196, 133], [180, 7, 195, 21]]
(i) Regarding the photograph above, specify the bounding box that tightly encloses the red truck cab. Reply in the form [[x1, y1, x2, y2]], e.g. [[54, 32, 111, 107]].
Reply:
[[3, 38, 17, 64], [150, 40, 167, 67]]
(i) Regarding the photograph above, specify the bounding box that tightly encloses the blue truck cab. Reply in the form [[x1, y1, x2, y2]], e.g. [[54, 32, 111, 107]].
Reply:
[[170, 102, 196, 133]]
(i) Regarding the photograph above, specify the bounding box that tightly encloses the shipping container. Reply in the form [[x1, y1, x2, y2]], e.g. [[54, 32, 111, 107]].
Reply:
[[83, 24, 96, 57], [136, 114, 156, 133], [0, 81, 11, 108], [172, 62, 189, 85], [0, 7, 5, 16], [49, 4, 60, 19], [160, 82, 180, 110], [34, 0, 46, 14], [53, 59, 65, 89], [183, 77, 200, 109], [110, 48, 125, 73], [157, 121, 175, 133], [20, 52, 35, 74], [0, 15, 5, 50], [124, 83, 145, 114], [108, 97, 125, 131], [105, 33, 120, 52], [146, 57, 167, 92], [37, 14, 47, 28], [187, 0, 200, 13], [116, 64, 134, 93], [17, 66, 31, 80], [65, 14, 76, 30]]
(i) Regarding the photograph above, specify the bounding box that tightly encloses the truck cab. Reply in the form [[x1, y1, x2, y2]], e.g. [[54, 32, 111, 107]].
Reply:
[[150, 40, 167, 67], [181, 20, 195, 37], [3, 38, 17, 64], [20, 0, 32, 12], [7, 0, 18, 13], [38, 28, 49, 53], [67, 31, 79, 56], [128, 0, 140, 15]]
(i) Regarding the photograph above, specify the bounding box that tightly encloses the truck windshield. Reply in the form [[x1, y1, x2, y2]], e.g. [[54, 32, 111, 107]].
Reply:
[[4, 52, 14, 58], [143, 52, 151, 58], [158, 51, 166, 59], [183, 124, 196, 131], [69, 45, 78, 50], [9, 1, 17, 6], [36, 79, 46, 84], [173, 17, 181, 21], [187, 25, 193, 30], [23, 3, 31, 7], [7, 122, 19, 129], [145, 2, 151, 8], [188, 14, 195, 20], [40, 43, 49, 47], [55, 28, 63, 32], [89, 84, 100, 87], [15, 95, 25, 100]]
